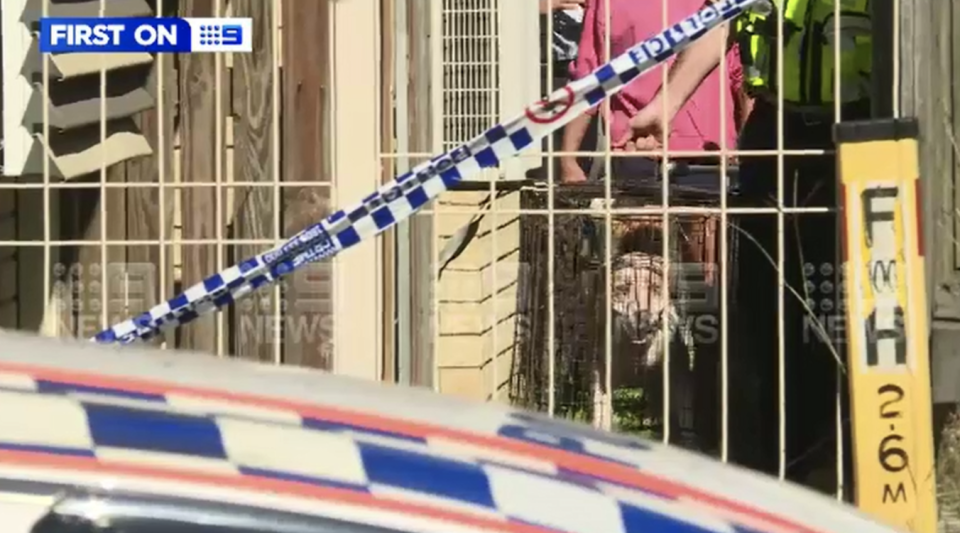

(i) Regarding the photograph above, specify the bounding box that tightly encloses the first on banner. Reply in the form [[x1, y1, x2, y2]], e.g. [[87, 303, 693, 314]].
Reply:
[[39, 17, 253, 53]]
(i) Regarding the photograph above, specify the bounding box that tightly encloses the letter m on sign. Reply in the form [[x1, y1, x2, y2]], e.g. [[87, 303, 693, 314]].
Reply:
[[870, 260, 896, 292]]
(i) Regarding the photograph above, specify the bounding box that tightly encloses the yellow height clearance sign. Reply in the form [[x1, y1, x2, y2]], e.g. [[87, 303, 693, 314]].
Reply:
[[835, 118, 937, 533]]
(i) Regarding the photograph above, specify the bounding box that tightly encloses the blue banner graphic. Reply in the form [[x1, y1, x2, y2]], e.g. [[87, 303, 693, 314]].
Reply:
[[39, 17, 252, 53]]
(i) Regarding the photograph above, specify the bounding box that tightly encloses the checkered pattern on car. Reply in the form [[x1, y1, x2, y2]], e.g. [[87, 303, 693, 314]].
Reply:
[[0, 369, 777, 533]]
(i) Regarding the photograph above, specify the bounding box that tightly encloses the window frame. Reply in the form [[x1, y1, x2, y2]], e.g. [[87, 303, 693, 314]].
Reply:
[[26, 488, 428, 533]]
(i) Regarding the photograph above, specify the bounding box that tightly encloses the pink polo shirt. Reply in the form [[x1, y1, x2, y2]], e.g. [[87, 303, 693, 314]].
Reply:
[[571, 0, 741, 152]]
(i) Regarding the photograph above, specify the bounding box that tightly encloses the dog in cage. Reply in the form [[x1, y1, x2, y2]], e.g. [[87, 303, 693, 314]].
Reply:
[[604, 215, 720, 451], [610, 251, 689, 369]]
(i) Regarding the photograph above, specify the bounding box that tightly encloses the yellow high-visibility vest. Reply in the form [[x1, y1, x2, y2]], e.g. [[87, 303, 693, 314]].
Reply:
[[737, 0, 872, 105]]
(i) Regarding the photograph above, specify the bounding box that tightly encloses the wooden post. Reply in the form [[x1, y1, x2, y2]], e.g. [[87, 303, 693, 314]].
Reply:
[[836, 118, 937, 533], [897, 3, 960, 527], [281, 0, 334, 369], [177, 0, 221, 353], [899, 0, 960, 438], [119, 20, 177, 347], [230, 0, 275, 361], [406, 0, 435, 387], [329, 0, 382, 380], [381, 0, 397, 381]]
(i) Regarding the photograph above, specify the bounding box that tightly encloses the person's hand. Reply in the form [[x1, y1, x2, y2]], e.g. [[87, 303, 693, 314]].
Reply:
[[539, 0, 585, 14], [560, 158, 587, 183], [613, 97, 674, 151]]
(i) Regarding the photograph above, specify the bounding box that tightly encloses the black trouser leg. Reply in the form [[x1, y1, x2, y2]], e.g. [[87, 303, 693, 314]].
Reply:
[[728, 101, 782, 474], [729, 151, 783, 475], [782, 150, 843, 491], [729, 100, 857, 488]]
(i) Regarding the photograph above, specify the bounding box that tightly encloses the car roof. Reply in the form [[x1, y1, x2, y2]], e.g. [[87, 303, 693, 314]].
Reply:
[[0, 330, 898, 533]]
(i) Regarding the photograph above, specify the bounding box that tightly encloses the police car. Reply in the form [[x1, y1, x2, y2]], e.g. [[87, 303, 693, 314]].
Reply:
[[0, 330, 899, 533]]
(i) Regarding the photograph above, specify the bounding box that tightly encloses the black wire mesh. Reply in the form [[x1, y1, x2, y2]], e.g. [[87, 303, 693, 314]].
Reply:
[[509, 168, 740, 455]]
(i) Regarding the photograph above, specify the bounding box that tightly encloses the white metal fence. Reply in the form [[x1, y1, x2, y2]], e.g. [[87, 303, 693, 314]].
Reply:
[[0, 0, 906, 504]]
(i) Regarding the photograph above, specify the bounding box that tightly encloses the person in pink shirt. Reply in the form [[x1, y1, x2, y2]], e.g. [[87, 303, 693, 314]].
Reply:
[[559, 0, 744, 183], [556, 0, 748, 450]]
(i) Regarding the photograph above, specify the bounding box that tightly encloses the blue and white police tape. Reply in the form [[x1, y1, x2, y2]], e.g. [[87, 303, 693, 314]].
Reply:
[[93, 0, 765, 345]]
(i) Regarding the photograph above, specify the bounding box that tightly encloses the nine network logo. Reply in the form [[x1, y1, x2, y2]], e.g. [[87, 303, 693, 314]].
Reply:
[[195, 22, 245, 50], [39, 17, 253, 53]]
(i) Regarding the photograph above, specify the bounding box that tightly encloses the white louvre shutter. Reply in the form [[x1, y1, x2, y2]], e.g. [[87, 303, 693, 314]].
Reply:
[[434, 0, 539, 181], [2, 0, 156, 178]]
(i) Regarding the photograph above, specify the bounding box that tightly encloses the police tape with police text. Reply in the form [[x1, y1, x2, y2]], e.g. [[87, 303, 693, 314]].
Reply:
[[93, 0, 771, 344]]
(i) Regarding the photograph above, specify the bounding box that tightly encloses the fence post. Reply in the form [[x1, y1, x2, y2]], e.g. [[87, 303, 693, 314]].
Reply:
[[381, 0, 397, 381], [178, 0, 223, 353], [900, 0, 960, 468], [835, 118, 937, 533], [329, 0, 383, 380], [280, 0, 335, 369], [406, 0, 436, 388], [230, 0, 276, 362]]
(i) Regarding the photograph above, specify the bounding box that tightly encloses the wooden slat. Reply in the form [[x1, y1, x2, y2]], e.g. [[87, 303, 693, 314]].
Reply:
[[0, 193, 16, 329], [177, 0, 220, 353], [30, 124, 151, 181], [230, 0, 275, 362], [0, 28, 12, 330], [27, 90, 154, 131], [950, 2, 960, 271], [407, 0, 436, 387], [24, 45, 154, 80], [21, 0, 152, 23], [122, 50, 177, 346], [54, 186, 87, 337], [58, 76, 130, 339], [380, 0, 396, 381], [14, 188, 49, 333], [58, 168, 126, 340], [280, 0, 333, 369], [104, 168, 130, 339]]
